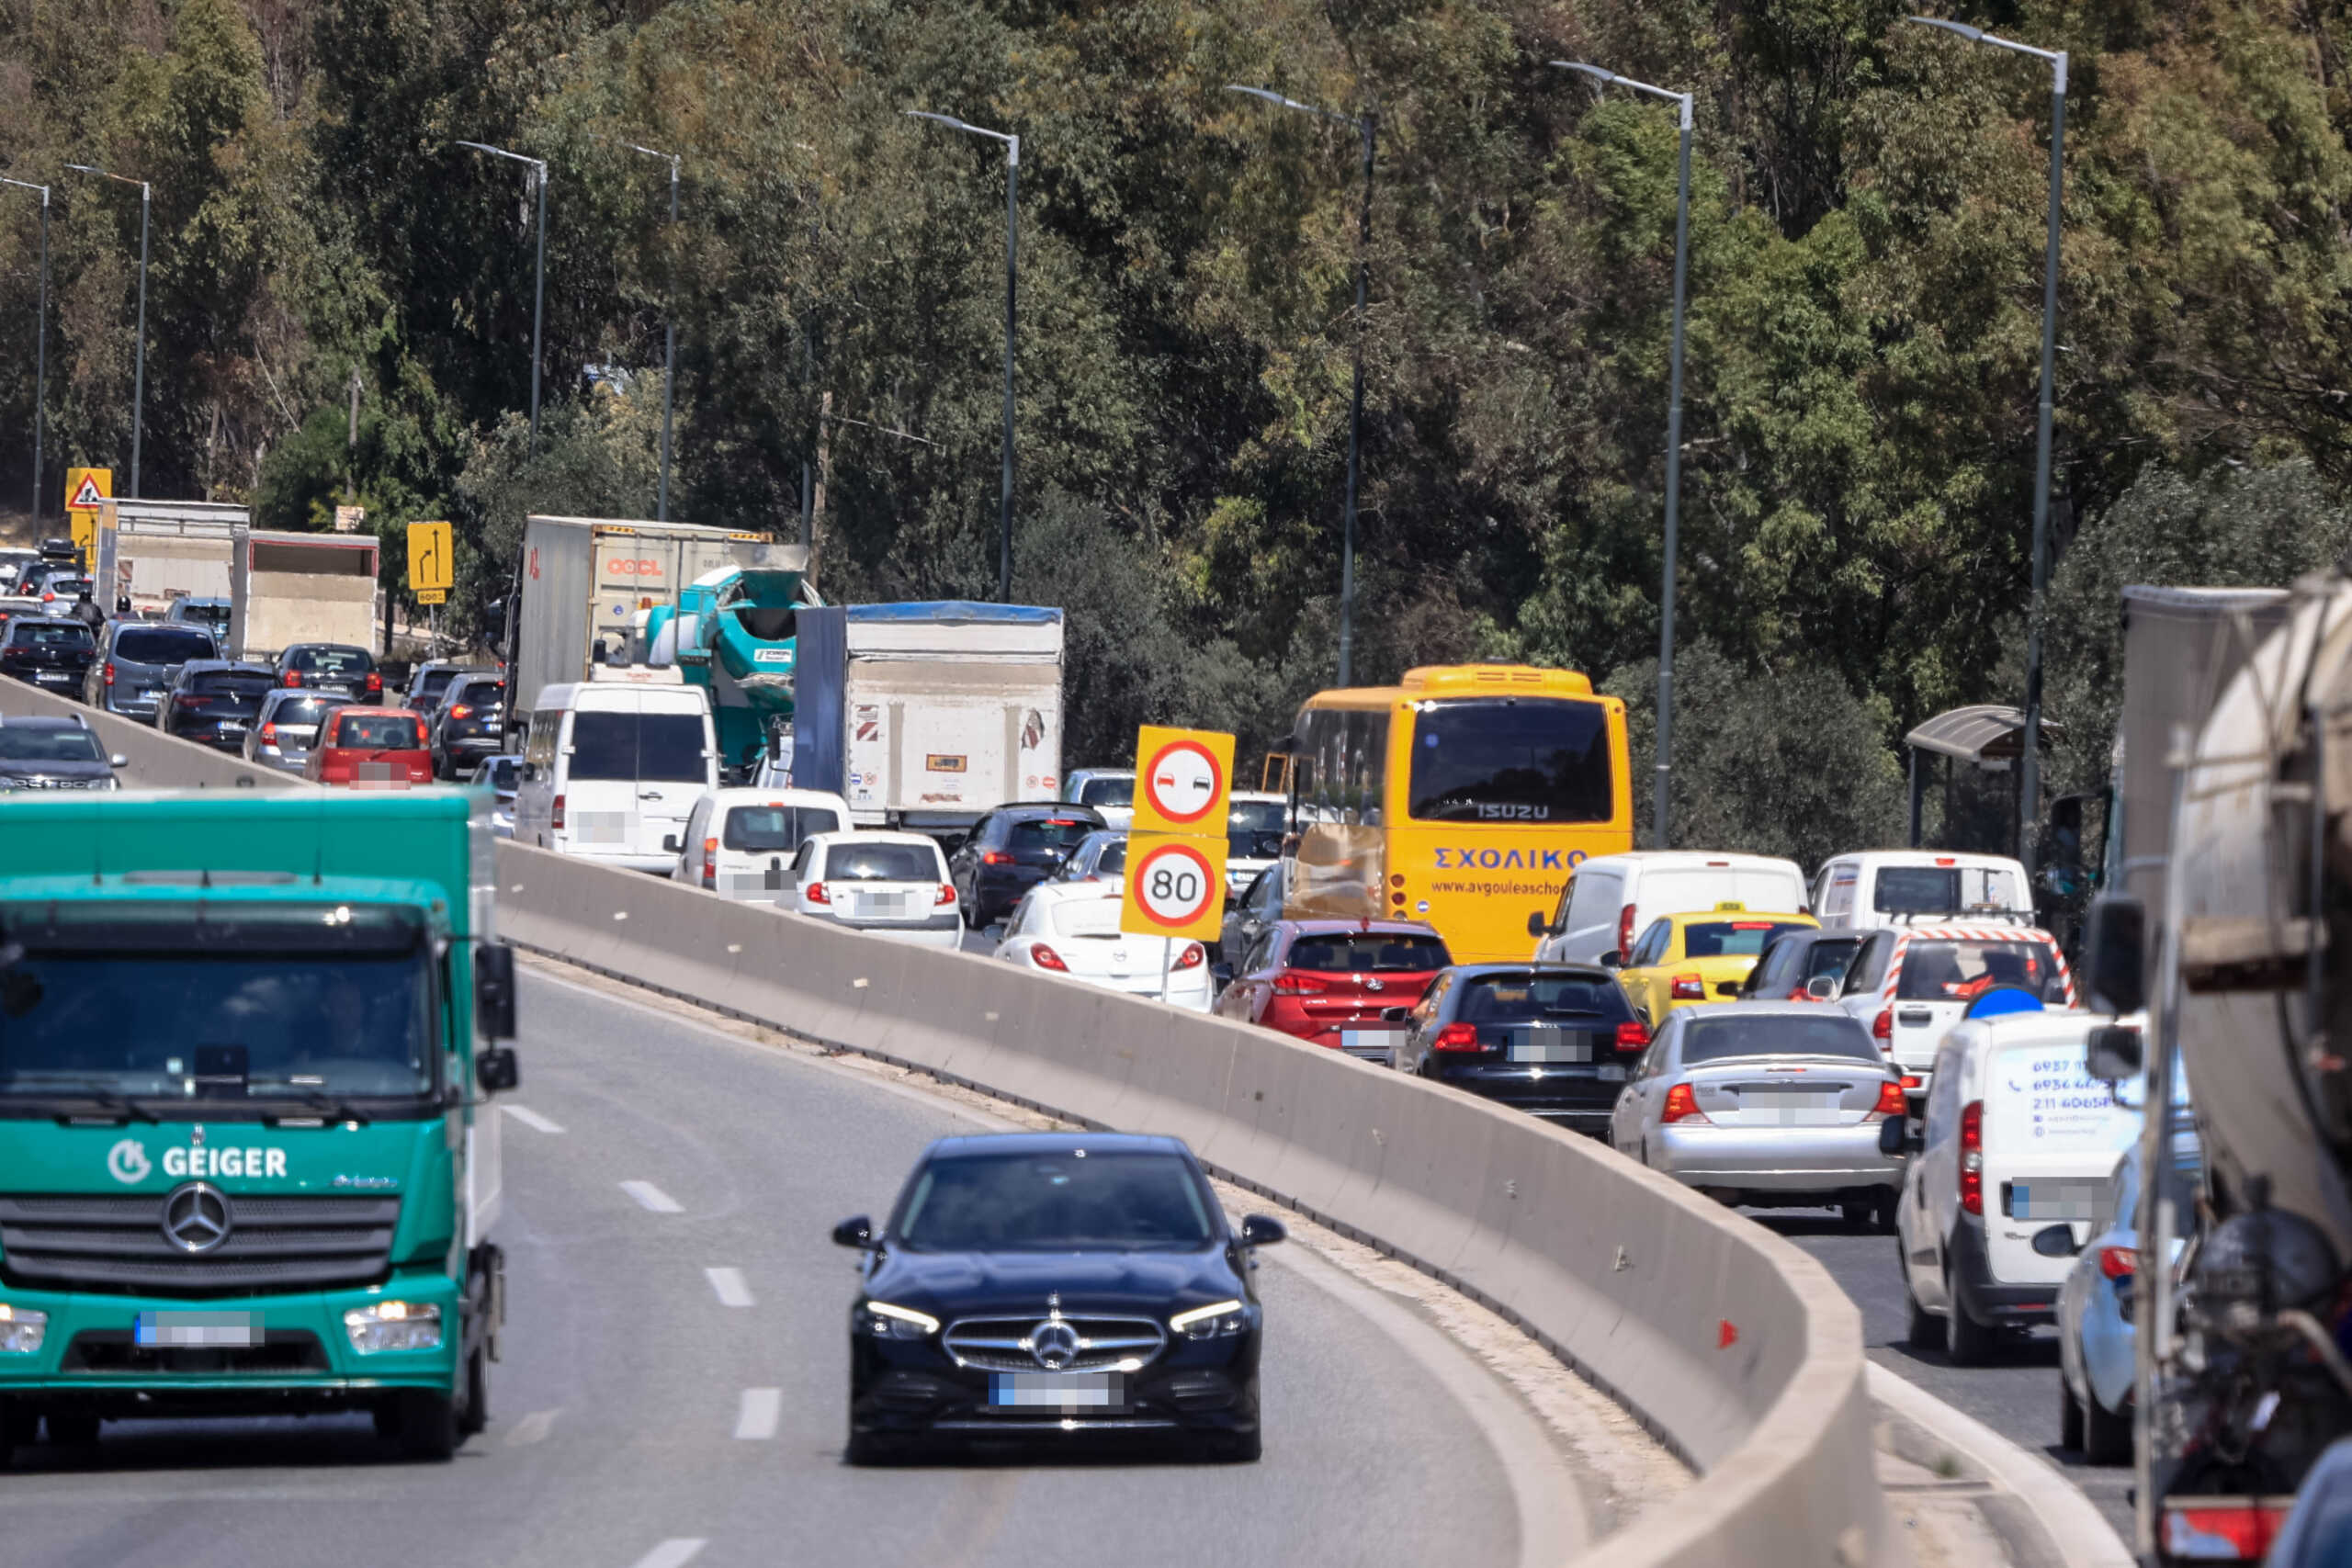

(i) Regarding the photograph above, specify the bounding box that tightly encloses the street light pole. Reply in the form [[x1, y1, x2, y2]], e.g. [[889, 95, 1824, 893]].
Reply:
[[1910, 17, 2067, 876], [1552, 63, 1693, 850], [626, 143, 682, 522], [1, 178, 49, 521], [64, 164, 151, 498], [905, 110, 1020, 603], [1226, 85, 1376, 688], [456, 141, 550, 457]]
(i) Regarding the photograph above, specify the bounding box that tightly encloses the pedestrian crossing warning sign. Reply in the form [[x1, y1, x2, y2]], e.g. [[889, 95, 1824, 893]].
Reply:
[[66, 468, 110, 513]]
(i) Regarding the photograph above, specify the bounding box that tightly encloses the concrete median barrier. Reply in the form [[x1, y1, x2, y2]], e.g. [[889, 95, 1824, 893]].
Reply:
[[494, 838, 1898, 1568]]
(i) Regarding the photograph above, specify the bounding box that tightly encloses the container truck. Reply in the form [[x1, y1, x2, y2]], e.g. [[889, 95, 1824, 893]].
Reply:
[[89, 499, 243, 617], [788, 602, 1064, 830], [227, 525, 381, 661], [0, 789, 517, 1463]]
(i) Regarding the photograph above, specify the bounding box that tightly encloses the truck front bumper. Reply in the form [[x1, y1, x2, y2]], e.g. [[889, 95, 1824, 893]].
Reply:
[[0, 1269, 459, 1416]]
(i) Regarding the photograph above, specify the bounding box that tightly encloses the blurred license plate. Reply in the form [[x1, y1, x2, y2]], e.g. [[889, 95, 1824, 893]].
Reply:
[[1747, 1092, 1844, 1124], [2011, 1181, 2100, 1221], [35, 671, 72, 684], [1509, 1029, 1591, 1064], [136, 1311, 260, 1348], [218, 720, 245, 732], [859, 893, 907, 916], [987, 1372, 1125, 1411], [1340, 1029, 1399, 1051]]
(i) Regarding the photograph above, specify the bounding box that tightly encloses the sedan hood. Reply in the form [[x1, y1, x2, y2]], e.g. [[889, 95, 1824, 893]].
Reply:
[[865, 1247, 1240, 1320]]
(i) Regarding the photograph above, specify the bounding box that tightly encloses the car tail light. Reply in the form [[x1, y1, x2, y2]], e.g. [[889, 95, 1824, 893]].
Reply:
[[1661, 1083, 1708, 1124], [702, 837, 718, 888], [448, 704, 472, 720], [1669, 973, 1705, 1000], [1618, 903, 1636, 959], [1615, 1020, 1650, 1053], [1959, 1100, 1984, 1215], [2098, 1246, 2138, 1280], [933, 883, 956, 907], [260, 721, 277, 743], [1872, 1008, 1893, 1045], [1172, 942, 1204, 970], [1431, 1022, 1482, 1053], [1899, 1074, 1921, 1089], [364, 671, 382, 694], [283, 671, 301, 687], [981, 850, 1012, 865], [1030, 942, 1068, 972], [1272, 970, 1330, 996], [551, 793, 565, 830], [805, 881, 830, 906], [175, 694, 209, 710], [2162, 1501, 2290, 1562], [102, 661, 114, 687], [1869, 1080, 1907, 1121]]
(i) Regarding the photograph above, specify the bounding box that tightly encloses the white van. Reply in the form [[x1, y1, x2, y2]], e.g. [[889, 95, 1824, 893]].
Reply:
[[514, 682, 717, 873], [1813, 851, 2032, 931], [670, 786, 854, 901], [1529, 851, 1808, 964], [1897, 1010, 2141, 1365]]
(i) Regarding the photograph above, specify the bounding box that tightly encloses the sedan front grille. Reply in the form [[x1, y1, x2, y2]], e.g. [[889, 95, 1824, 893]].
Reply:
[[943, 1313, 1169, 1373], [0, 1193, 401, 1296]]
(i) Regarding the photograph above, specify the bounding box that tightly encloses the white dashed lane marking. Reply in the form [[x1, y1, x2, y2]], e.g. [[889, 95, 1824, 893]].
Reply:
[[500, 1104, 564, 1134], [629, 1541, 706, 1568], [618, 1180, 683, 1214], [734, 1388, 782, 1440], [504, 1408, 560, 1448], [704, 1267, 753, 1308]]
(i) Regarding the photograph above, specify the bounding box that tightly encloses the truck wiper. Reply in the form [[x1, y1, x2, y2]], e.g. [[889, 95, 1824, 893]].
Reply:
[[250, 1082, 372, 1126], [46, 1083, 160, 1123]]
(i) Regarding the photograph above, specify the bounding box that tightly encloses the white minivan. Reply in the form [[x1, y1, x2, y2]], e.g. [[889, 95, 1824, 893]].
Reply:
[[1529, 851, 1809, 964], [1897, 1010, 2141, 1365], [1813, 851, 2032, 931], [670, 786, 854, 902], [514, 683, 717, 874]]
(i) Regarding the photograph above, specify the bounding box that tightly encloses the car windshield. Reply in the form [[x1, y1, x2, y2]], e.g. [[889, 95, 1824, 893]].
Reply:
[[114, 628, 214, 665], [1407, 696, 1615, 824], [0, 728, 103, 763], [288, 647, 372, 676], [191, 670, 274, 696], [0, 902, 436, 1100], [11, 623, 89, 648], [1457, 974, 1631, 1021], [415, 668, 467, 700], [1895, 939, 2063, 1001], [478, 758, 520, 791], [1286, 932, 1450, 972], [895, 1149, 1216, 1252], [723, 805, 840, 852], [1681, 1014, 1881, 1066], [174, 601, 230, 630], [1010, 817, 1096, 852], [1681, 919, 1813, 958], [823, 842, 937, 882], [1092, 840, 1128, 876], [569, 711, 707, 784], [1077, 777, 1133, 807], [333, 713, 425, 750], [1874, 864, 2020, 916]]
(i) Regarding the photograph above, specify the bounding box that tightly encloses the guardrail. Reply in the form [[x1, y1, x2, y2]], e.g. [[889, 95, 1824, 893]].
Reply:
[[0, 673, 1896, 1567]]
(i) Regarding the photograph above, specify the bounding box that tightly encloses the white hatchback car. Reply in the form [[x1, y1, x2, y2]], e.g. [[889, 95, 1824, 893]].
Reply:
[[781, 831, 961, 950], [992, 881, 1214, 1011], [671, 786, 854, 902]]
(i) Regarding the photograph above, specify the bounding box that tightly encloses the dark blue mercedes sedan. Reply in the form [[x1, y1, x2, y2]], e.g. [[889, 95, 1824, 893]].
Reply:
[[833, 1132, 1284, 1463]]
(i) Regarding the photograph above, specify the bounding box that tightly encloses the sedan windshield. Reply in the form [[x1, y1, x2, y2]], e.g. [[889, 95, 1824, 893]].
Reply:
[[1681, 920, 1813, 958], [0, 728, 104, 763], [1681, 1014, 1880, 1066], [895, 1149, 1216, 1252]]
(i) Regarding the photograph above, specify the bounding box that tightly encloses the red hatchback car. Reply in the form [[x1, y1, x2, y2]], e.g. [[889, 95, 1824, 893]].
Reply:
[[305, 706, 433, 787], [1214, 919, 1453, 1064]]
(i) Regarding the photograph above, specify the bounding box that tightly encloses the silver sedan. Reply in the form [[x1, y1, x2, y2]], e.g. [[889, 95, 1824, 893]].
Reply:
[[1608, 1002, 1908, 1231]]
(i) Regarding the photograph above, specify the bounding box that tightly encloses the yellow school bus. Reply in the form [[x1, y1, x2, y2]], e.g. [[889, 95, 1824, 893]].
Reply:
[[1273, 665, 1633, 964]]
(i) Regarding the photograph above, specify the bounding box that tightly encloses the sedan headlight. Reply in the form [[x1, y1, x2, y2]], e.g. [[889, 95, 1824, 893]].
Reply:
[[857, 1300, 938, 1340], [1170, 1299, 1248, 1338], [0, 1303, 47, 1354], [343, 1300, 442, 1353]]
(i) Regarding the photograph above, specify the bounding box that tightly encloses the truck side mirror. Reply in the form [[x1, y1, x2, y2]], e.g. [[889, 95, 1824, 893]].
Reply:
[[2086, 1024, 2144, 1083], [474, 1046, 519, 1095], [2084, 896, 2147, 1013], [475, 942, 518, 1041], [1526, 909, 1547, 938]]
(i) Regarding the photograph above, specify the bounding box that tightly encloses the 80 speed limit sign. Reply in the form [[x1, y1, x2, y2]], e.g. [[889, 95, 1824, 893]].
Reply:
[[1120, 832, 1229, 942]]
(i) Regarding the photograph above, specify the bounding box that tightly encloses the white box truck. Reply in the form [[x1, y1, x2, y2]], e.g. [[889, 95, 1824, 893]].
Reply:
[[228, 525, 381, 660], [789, 602, 1064, 829], [506, 515, 771, 726], [92, 499, 243, 615]]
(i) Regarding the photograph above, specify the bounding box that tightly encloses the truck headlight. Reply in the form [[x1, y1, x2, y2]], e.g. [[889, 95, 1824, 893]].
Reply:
[[856, 1300, 938, 1340], [1170, 1299, 1248, 1338], [0, 1303, 46, 1354], [343, 1300, 442, 1353]]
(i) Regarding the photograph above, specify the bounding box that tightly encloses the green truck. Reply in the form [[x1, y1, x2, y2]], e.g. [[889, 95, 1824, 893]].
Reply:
[[0, 789, 517, 1461]]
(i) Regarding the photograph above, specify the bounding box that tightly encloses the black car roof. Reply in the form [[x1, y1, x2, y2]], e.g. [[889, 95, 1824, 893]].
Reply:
[[923, 1132, 1188, 1159], [1442, 961, 1618, 981]]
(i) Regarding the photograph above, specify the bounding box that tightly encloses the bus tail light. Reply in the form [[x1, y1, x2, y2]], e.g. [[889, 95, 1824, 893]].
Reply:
[[1662, 1084, 1708, 1124], [1959, 1100, 1984, 1214]]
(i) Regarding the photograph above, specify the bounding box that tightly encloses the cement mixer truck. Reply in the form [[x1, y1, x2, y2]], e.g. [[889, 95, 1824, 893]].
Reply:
[[641, 547, 815, 775]]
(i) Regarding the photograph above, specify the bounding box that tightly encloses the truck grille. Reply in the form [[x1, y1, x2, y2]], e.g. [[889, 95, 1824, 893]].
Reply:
[[943, 1314, 1168, 1373], [0, 1193, 401, 1296]]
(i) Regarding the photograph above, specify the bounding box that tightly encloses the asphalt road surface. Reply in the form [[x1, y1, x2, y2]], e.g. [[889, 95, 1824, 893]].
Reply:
[[0, 966, 1556, 1568], [1762, 1209, 2134, 1540]]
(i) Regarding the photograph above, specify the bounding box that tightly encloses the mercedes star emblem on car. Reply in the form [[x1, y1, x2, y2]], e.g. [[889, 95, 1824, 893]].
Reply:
[[1029, 1318, 1082, 1371]]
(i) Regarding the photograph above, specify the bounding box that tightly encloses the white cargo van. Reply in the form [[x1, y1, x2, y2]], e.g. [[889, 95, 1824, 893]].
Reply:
[[670, 786, 854, 901], [514, 682, 716, 874], [1529, 851, 1808, 964], [1897, 1010, 2140, 1365], [1813, 850, 2032, 931]]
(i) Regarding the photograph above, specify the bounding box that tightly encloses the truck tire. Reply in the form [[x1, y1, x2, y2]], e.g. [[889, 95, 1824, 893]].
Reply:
[[458, 1343, 490, 1438], [45, 1411, 98, 1446], [2082, 1388, 2132, 1465], [1944, 1268, 1997, 1367], [396, 1390, 460, 1461]]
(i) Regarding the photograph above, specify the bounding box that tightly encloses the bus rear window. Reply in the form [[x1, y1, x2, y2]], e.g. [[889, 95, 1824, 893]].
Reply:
[[1407, 698, 1613, 824]]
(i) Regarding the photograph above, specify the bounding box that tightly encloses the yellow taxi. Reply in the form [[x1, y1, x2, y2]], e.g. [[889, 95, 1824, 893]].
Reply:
[[1612, 905, 1820, 1024]]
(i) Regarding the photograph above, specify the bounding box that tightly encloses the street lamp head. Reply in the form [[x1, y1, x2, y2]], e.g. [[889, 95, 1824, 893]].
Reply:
[[1549, 61, 1621, 87], [1223, 84, 1358, 128], [1907, 16, 1985, 41]]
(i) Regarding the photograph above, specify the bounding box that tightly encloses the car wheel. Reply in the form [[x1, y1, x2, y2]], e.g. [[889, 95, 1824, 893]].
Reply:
[[1904, 1271, 1946, 1351], [2081, 1386, 2132, 1465], [1196, 1427, 1261, 1463], [1944, 1267, 1997, 1367], [1871, 1190, 1900, 1235], [2059, 1378, 2085, 1452], [1839, 1200, 1874, 1233]]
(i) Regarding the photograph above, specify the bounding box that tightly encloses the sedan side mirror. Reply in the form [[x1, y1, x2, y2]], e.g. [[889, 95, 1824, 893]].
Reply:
[[1240, 1214, 1287, 1247], [1379, 1006, 1410, 1023], [108, 754, 127, 769], [1599, 951, 1623, 969], [2031, 1224, 2083, 1259], [474, 1046, 520, 1095], [831, 1214, 876, 1249], [1805, 975, 1839, 1001]]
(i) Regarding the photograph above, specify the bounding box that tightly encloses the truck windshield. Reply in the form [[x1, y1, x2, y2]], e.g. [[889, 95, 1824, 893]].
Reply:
[[0, 902, 437, 1102]]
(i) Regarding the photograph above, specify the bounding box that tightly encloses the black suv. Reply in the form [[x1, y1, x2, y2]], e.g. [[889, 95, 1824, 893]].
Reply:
[[0, 617, 96, 694], [0, 715, 121, 792], [430, 671, 508, 778], [403, 660, 487, 724], [85, 620, 219, 720], [275, 642, 381, 704], [157, 660, 277, 750], [944, 802, 1108, 929]]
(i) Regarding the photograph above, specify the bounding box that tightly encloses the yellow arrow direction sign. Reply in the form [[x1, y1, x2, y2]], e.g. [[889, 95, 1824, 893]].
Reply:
[[407, 520, 453, 594]]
